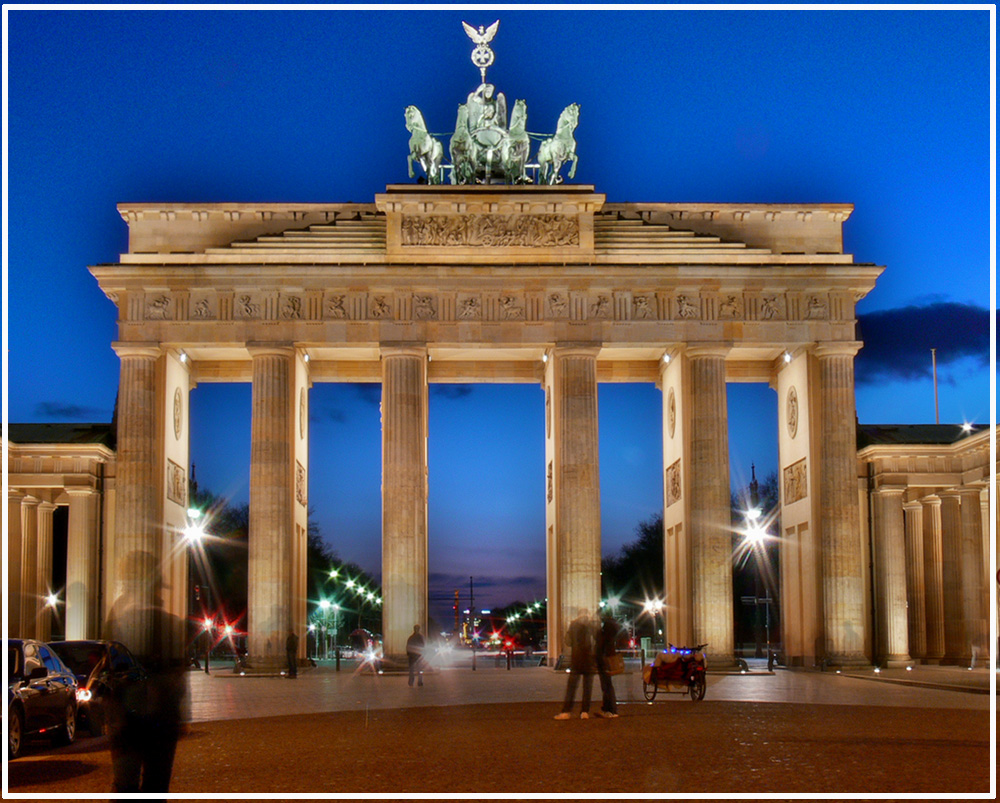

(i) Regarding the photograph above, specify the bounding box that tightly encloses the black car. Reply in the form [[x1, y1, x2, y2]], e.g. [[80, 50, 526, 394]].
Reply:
[[47, 640, 146, 737], [7, 639, 78, 759]]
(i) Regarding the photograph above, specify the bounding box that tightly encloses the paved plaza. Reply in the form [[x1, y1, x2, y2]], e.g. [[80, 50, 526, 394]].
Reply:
[[5, 661, 993, 796]]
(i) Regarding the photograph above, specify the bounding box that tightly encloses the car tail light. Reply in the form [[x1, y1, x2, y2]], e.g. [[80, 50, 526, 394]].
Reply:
[[76, 688, 92, 703]]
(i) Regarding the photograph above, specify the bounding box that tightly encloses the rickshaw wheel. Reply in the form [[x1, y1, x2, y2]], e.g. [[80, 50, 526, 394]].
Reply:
[[642, 678, 657, 701], [689, 676, 706, 701]]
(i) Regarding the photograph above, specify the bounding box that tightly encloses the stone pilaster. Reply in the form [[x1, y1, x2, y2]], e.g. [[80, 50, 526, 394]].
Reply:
[[938, 492, 965, 664], [872, 488, 911, 665], [920, 497, 945, 662], [36, 502, 57, 642], [248, 345, 297, 666], [19, 496, 40, 638], [957, 486, 989, 662], [108, 344, 162, 655], [687, 345, 734, 665], [815, 343, 867, 665], [902, 501, 927, 660], [548, 346, 602, 662], [380, 345, 429, 660], [66, 488, 99, 639], [7, 490, 24, 637]]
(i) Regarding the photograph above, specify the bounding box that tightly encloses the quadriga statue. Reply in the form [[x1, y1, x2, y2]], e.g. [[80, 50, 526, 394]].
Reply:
[[405, 105, 444, 184], [501, 99, 530, 184], [449, 104, 475, 185], [537, 103, 580, 185]]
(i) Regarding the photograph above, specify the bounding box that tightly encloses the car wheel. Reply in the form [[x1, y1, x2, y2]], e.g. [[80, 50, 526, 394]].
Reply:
[[52, 702, 76, 746], [8, 706, 24, 759]]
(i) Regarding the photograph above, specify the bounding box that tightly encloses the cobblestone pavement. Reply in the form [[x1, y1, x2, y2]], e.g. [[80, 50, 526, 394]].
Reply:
[[5, 664, 993, 797]]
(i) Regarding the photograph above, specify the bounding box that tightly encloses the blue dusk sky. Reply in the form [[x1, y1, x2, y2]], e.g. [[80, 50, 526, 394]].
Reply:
[[4, 8, 993, 623]]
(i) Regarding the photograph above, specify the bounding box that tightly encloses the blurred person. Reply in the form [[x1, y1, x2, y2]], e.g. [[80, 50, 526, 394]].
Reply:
[[554, 608, 597, 719], [406, 624, 425, 686], [595, 611, 620, 718], [104, 550, 187, 794], [286, 630, 299, 678]]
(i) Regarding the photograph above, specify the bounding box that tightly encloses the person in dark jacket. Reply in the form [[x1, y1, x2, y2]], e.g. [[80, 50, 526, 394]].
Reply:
[[554, 609, 597, 719], [595, 612, 620, 717], [406, 624, 425, 686]]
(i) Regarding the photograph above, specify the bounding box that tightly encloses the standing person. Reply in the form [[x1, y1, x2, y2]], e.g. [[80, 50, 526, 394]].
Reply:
[[285, 630, 299, 678], [406, 624, 425, 686], [554, 609, 597, 719], [104, 550, 187, 794], [595, 611, 620, 718]]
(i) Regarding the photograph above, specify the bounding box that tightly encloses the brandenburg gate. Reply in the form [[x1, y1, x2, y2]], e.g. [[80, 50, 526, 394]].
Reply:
[[88, 23, 883, 668]]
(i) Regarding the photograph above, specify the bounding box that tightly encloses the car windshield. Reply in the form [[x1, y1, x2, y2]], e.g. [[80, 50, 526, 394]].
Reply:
[[8, 646, 20, 678], [49, 643, 104, 676]]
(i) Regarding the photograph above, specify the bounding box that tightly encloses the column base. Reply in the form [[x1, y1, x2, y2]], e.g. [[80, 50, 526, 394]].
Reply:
[[240, 656, 293, 676], [884, 657, 916, 669]]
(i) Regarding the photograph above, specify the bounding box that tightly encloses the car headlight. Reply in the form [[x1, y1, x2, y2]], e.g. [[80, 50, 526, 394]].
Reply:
[[76, 688, 92, 703]]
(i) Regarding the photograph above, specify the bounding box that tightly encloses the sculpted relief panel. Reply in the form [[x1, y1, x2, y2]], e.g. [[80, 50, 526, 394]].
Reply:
[[783, 458, 808, 505], [400, 213, 579, 248]]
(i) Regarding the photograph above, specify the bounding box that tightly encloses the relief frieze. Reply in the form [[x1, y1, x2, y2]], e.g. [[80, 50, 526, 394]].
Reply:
[[675, 294, 700, 319], [783, 457, 808, 504], [166, 459, 186, 507], [457, 296, 482, 320], [400, 213, 580, 248], [146, 294, 172, 320], [665, 459, 682, 507]]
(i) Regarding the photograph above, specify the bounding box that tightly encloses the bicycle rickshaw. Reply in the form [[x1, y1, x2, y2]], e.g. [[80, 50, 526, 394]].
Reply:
[[641, 643, 708, 701]]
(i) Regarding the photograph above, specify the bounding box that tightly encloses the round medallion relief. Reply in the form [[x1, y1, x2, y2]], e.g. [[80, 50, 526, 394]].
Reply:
[[299, 388, 306, 440], [786, 386, 799, 439], [172, 388, 182, 441], [667, 388, 676, 439]]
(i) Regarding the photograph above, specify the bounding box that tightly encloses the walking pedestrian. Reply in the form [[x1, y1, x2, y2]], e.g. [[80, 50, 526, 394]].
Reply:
[[285, 630, 299, 678], [554, 608, 597, 719], [406, 624, 425, 686], [595, 611, 620, 718]]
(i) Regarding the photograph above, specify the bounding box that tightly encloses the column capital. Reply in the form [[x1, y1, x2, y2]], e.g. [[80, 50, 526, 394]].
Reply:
[[37, 501, 58, 513], [875, 485, 907, 497], [902, 499, 924, 512], [380, 343, 428, 360], [685, 343, 732, 360], [551, 342, 601, 359], [20, 495, 41, 508], [920, 494, 942, 508], [112, 342, 162, 359], [8, 488, 25, 502], [247, 342, 296, 359], [813, 341, 862, 359], [64, 486, 98, 498]]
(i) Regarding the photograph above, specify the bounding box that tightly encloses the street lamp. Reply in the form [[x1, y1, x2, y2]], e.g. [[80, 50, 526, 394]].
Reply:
[[742, 507, 772, 661], [643, 598, 665, 651]]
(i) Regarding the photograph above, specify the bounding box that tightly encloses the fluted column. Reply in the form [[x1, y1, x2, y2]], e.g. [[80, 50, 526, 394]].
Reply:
[[920, 497, 945, 662], [873, 488, 911, 664], [687, 346, 734, 665], [36, 502, 56, 641], [248, 346, 296, 666], [939, 492, 965, 664], [957, 486, 989, 662], [20, 497, 40, 638], [902, 501, 927, 660], [381, 346, 428, 660], [108, 344, 161, 655], [550, 346, 601, 661], [815, 343, 866, 665], [66, 488, 99, 639], [8, 490, 24, 637]]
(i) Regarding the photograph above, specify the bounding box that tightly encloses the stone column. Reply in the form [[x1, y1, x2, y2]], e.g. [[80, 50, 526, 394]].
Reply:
[[36, 502, 57, 642], [902, 501, 927, 661], [248, 346, 296, 667], [381, 345, 428, 660], [815, 343, 867, 665], [872, 488, 911, 665], [687, 346, 734, 665], [109, 344, 162, 655], [920, 496, 945, 662], [550, 346, 602, 661], [8, 490, 24, 637], [957, 486, 989, 662], [939, 492, 965, 664], [20, 497, 40, 638], [66, 488, 99, 639]]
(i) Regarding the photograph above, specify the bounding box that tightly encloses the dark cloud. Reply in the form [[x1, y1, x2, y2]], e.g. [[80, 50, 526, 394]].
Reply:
[[34, 401, 106, 419], [431, 385, 474, 401], [309, 404, 347, 424], [856, 303, 990, 384], [428, 572, 541, 589], [352, 383, 381, 407]]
